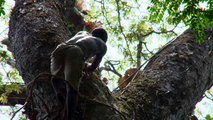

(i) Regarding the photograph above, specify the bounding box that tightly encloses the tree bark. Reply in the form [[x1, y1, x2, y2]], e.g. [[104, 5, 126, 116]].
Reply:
[[9, 0, 117, 120], [9, 0, 71, 119], [116, 29, 213, 120], [8, 0, 213, 120]]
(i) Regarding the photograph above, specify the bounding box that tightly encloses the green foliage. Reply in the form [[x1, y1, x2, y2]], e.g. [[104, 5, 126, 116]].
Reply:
[[0, 83, 21, 103], [74, 2, 179, 102], [0, 0, 22, 105], [5, 83, 20, 93], [0, 92, 7, 103], [19, 116, 27, 120], [84, 0, 177, 81], [149, 0, 213, 43], [205, 114, 212, 120], [0, 45, 23, 103], [0, 0, 5, 16], [90, 1, 174, 60]]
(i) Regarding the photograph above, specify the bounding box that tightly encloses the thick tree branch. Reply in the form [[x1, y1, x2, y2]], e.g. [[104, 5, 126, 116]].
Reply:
[[116, 29, 213, 120], [9, 1, 70, 119], [9, 1, 117, 120]]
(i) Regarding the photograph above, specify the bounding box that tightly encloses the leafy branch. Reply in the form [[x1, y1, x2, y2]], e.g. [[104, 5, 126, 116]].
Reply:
[[141, 25, 177, 37], [115, 0, 134, 62]]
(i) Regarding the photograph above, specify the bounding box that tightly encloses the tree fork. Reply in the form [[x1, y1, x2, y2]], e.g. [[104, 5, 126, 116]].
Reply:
[[8, 0, 117, 119]]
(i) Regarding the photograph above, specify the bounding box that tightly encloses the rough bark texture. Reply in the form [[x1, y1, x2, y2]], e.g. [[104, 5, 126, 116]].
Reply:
[[116, 29, 213, 120], [9, 0, 71, 119], [9, 0, 68, 83], [8, 0, 213, 120], [9, 0, 117, 120]]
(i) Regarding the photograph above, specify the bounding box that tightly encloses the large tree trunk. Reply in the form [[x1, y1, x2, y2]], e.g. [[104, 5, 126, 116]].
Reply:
[[9, 0, 73, 119], [8, 0, 213, 120], [117, 29, 213, 120]]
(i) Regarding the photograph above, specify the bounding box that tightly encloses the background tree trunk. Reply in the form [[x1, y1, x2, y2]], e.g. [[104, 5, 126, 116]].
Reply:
[[8, 0, 213, 120]]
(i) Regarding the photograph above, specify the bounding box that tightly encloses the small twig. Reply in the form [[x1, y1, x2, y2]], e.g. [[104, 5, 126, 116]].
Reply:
[[10, 72, 53, 120], [99, 0, 113, 30], [10, 102, 28, 120], [143, 42, 154, 55], [142, 25, 178, 37], [104, 60, 122, 77], [204, 94, 213, 101], [99, 60, 122, 78], [101, 67, 122, 78], [94, 0, 102, 3], [205, 90, 213, 101], [0, 62, 12, 82], [115, 0, 134, 62], [0, 28, 8, 37]]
